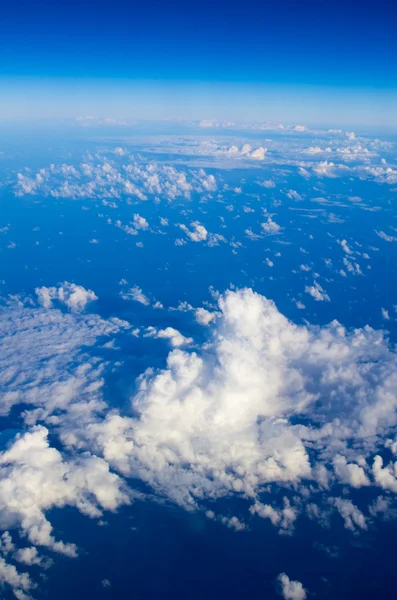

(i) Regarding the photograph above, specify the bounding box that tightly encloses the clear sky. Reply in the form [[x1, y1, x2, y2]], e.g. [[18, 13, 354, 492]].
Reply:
[[1, 0, 396, 125]]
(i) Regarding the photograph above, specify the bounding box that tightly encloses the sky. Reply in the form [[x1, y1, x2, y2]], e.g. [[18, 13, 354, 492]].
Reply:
[[2, 3, 397, 600], [1, 0, 397, 124]]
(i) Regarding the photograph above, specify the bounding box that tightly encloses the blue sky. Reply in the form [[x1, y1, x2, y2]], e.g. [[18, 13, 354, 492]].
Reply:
[[1, 0, 397, 124], [2, 4, 397, 599]]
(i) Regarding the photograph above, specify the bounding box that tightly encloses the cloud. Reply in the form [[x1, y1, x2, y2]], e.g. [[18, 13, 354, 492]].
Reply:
[[251, 499, 297, 534], [14, 547, 44, 567], [0, 426, 130, 555], [338, 239, 353, 254], [261, 217, 281, 234], [35, 282, 97, 313], [0, 556, 34, 600], [376, 230, 397, 242], [132, 214, 149, 230], [277, 573, 307, 600], [304, 281, 330, 301], [4, 285, 397, 584], [195, 308, 216, 325], [333, 498, 367, 532], [178, 221, 208, 242], [121, 285, 150, 306], [145, 326, 193, 348], [333, 455, 370, 488], [15, 159, 218, 202], [259, 179, 276, 188], [119, 285, 163, 308], [0, 299, 130, 418], [63, 288, 397, 527], [154, 139, 267, 161]]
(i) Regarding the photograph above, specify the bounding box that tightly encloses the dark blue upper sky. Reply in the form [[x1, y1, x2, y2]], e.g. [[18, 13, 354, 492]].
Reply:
[[1, 0, 396, 124], [2, 0, 396, 86]]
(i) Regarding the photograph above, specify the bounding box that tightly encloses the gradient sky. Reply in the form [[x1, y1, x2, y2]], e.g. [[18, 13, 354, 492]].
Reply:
[[1, 0, 396, 124]]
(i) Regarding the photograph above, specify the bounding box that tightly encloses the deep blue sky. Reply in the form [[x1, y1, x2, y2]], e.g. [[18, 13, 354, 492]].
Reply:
[[1, 0, 396, 123]]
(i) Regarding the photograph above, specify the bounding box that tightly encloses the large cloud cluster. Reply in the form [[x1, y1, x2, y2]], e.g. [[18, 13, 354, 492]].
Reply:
[[60, 289, 397, 519], [2, 286, 397, 596], [15, 159, 217, 202]]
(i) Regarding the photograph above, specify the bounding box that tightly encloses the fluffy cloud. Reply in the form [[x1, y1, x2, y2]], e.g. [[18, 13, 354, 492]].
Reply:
[[261, 217, 281, 234], [121, 285, 150, 306], [35, 282, 97, 313], [119, 285, 163, 308], [0, 426, 130, 555], [62, 288, 397, 526], [145, 326, 193, 348], [15, 159, 217, 202], [0, 556, 33, 600], [4, 286, 397, 587], [153, 139, 268, 161], [277, 573, 307, 600], [178, 221, 208, 242], [195, 307, 216, 325], [304, 281, 330, 301], [0, 300, 130, 419]]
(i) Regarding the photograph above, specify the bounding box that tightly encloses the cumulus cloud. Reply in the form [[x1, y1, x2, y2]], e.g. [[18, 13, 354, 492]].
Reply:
[[0, 426, 130, 555], [333, 498, 367, 532], [35, 282, 97, 313], [157, 139, 268, 161], [61, 288, 397, 528], [260, 179, 276, 188], [15, 159, 217, 202], [304, 281, 330, 302], [261, 217, 281, 234], [132, 214, 149, 230], [178, 221, 208, 242], [4, 285, 397, 582], [120, 285, 150, 306], [0, 556, 34, 600], [145, 326, 193, 348], [195, 308, 216, 325], [277, 573, 307, 600]]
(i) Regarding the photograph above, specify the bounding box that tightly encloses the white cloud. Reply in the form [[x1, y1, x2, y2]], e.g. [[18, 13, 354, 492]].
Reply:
[[132, 214, 149, 230], [15, 159, 218, 202], [372, 455, 397, 493], [333, 455, 370, 488], [333, 498, 367, 532], [0, 556, 34, 600], [120, 285, 150, 306], [381, 308, 390, 320], [304, 281, 330, 302], [260, 179, 276, 189], [338, 239, 353, 254], [4, 285, 397, 575], [0, 426, 130, 556], [376, 230, 397, 242], [251, 499, 297, 534], [145, 326, 193, 348], [35, 282, 97, 313], [277, 573, 307, 600], [178, 221, 208, 242], [261, 217, 281, 234], [195, 308, 216, 325], [250, 147, 267, 160], [0, 300, 130, 419], [63, 288, 397, 525]]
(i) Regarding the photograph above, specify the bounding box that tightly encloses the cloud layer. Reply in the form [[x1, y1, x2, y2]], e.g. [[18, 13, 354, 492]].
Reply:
[[2, 285, 397, 596]]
